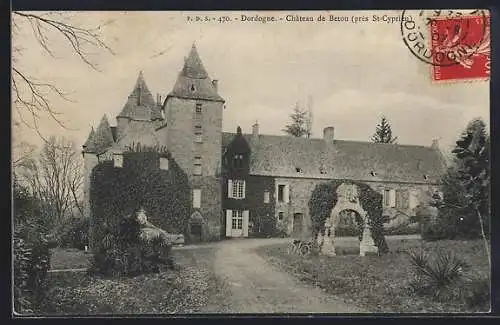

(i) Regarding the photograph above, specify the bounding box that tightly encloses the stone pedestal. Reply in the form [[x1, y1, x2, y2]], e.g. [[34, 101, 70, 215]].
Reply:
[[359, 224, 378, 256], [320, 226, 336, 256]]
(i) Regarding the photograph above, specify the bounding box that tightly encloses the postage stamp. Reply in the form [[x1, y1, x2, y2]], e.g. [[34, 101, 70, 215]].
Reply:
[[401, 10, 490, 82]]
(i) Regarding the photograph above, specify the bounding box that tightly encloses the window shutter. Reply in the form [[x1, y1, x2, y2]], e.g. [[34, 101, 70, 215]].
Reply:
[[242, 181, 246, 199], [226, 210, 232, 236], [242, 210, 249, 237], [389, 189, 396, 207], [228, 180, 233, 198], [284, 185, 290, 203], [409, 190, 419, 209], [193, 189, 201, 208]]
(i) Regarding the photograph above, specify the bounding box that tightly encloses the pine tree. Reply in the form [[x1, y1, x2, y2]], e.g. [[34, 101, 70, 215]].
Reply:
[[434, 118, 490, 264], [283, 103, 309, 137], [371, 116, 398, 144]]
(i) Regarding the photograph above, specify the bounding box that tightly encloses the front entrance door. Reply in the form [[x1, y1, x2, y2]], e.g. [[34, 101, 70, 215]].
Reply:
[[231, 210, 243, 237], [226, 209, 249, 237], [190, 223, 202, 242], [292, 213, 303, 237]]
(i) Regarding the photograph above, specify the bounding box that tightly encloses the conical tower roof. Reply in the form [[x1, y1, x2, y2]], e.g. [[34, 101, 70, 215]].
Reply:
[[82, 127, 96, 152], [118, 71, 162, 120], [168, 44, 224, 102], [92, 115, 115, 153]]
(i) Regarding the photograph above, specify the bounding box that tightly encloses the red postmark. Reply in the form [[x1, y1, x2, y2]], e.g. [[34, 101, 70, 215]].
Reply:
[[431, 15, 490, 82]]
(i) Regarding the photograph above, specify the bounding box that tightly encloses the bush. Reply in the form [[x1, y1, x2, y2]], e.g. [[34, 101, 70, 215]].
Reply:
[[54, 217, 89, 250], [89, 214, 173, 277], [13, 220, 51, 314], [13, 182, 51, 314], [407, 249, 469, 301]]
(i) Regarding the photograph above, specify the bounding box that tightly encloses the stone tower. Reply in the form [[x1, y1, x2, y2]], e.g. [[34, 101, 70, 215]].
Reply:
[[163, 44, 225, 241]]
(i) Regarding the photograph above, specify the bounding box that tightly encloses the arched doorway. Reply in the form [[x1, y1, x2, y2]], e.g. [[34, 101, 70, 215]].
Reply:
[[187, 211, 204, 243], [335, 209, 365, 240], [319, 183, 378, 256]]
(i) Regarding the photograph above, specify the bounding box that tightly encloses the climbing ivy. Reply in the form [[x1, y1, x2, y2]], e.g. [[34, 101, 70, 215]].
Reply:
[[308, 180, 389, 254], [89, 144, 190, 250]]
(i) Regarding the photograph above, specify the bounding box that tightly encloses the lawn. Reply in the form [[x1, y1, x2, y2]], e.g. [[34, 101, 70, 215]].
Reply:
[[50, 248, 91, 270], [256, 237, 491, 313], [37, 247, 227, 315]]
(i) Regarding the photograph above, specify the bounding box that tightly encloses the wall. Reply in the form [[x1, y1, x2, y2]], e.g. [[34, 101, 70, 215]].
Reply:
[[247, 176, 275, 237], [272, 176, 440, 238]]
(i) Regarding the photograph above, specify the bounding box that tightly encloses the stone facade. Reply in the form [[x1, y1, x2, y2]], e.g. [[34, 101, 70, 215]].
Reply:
[[83, 43, 447, 243]]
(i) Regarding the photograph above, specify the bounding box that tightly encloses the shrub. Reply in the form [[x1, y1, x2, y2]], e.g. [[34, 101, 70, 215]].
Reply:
[[54, 217, 89, 250], [13, 181, 51, 314], [407, 249, 469, 301], [13, 220, 51, 314], [89, 214, 173, 277]]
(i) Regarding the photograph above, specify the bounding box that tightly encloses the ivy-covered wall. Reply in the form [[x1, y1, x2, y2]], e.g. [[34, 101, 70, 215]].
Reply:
[[89, 148, 190, 249]]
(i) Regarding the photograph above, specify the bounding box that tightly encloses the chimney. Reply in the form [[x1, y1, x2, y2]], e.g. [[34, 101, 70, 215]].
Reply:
[[252, 121, 259, 137], [251, 121, 259, 146], [212, 79, 218, 91], [156, 93, 162, 107], [431, 138, 439, 149], [323, 126, 335, 143]]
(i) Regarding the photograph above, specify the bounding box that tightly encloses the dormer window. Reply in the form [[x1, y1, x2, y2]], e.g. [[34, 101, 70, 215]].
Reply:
[[113, 153, 123, 168], [160, 157, 169, 170], [370, 171, 377, 176], [233, 154, 244, 169], [191, 84, 195, 92], [423, 174, 429, 180], [295, 167, 303, 173]]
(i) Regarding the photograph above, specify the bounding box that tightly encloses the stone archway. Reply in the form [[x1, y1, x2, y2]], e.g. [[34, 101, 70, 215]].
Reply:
[[316, 183, 378, 256]]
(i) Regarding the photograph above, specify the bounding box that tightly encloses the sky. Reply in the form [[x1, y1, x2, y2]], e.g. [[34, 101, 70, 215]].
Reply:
[[12, 10, 489, 156]]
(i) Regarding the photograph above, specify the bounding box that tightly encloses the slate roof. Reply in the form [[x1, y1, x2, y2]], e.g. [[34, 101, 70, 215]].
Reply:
[[118, 71, 163, 121], [84, 115, 115, 154], [110, 120, 162, 152], [167, 44, 224, 102], [222, 132, 447, 184]]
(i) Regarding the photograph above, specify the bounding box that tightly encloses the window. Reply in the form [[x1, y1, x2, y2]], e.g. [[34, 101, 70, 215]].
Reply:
[[278, 212, 284, 221], [232, 210, 243, 229], [195, 103, 202, 114], [229, 180, 245, 199], [194, 125, 202, 143], [113, 154, 123, 168], [160, 157, 169, 170], [233, 154, 244, 169], [278, 185, 285, 202], [264, 191, 270, 203], [383, 189, 390, 206], [409, 190, 419, 209], [193, 189, 201, 208], [396, 189, 410, 209], [194, 157, 202, 175]]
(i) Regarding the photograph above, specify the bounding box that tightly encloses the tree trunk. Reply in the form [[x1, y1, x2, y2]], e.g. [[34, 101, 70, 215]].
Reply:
[[475, 207, 491, 267]]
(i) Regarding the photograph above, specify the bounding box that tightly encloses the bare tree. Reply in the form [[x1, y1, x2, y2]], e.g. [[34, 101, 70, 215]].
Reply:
[[11, 11, 115, 137], [17, 136, 84, 225]]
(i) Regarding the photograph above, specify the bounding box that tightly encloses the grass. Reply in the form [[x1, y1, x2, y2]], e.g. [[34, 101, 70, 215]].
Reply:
[[256, 237, 491, 313], [36, 247, 225, 315], [50, 248, 91, 270]]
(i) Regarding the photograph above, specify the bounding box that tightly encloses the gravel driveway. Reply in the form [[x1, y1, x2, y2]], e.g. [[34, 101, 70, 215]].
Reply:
[[206, 238, 365, 313]]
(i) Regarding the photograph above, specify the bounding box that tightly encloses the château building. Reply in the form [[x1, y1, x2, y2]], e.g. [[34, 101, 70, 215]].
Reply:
[[82, 44, 447, 243]]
